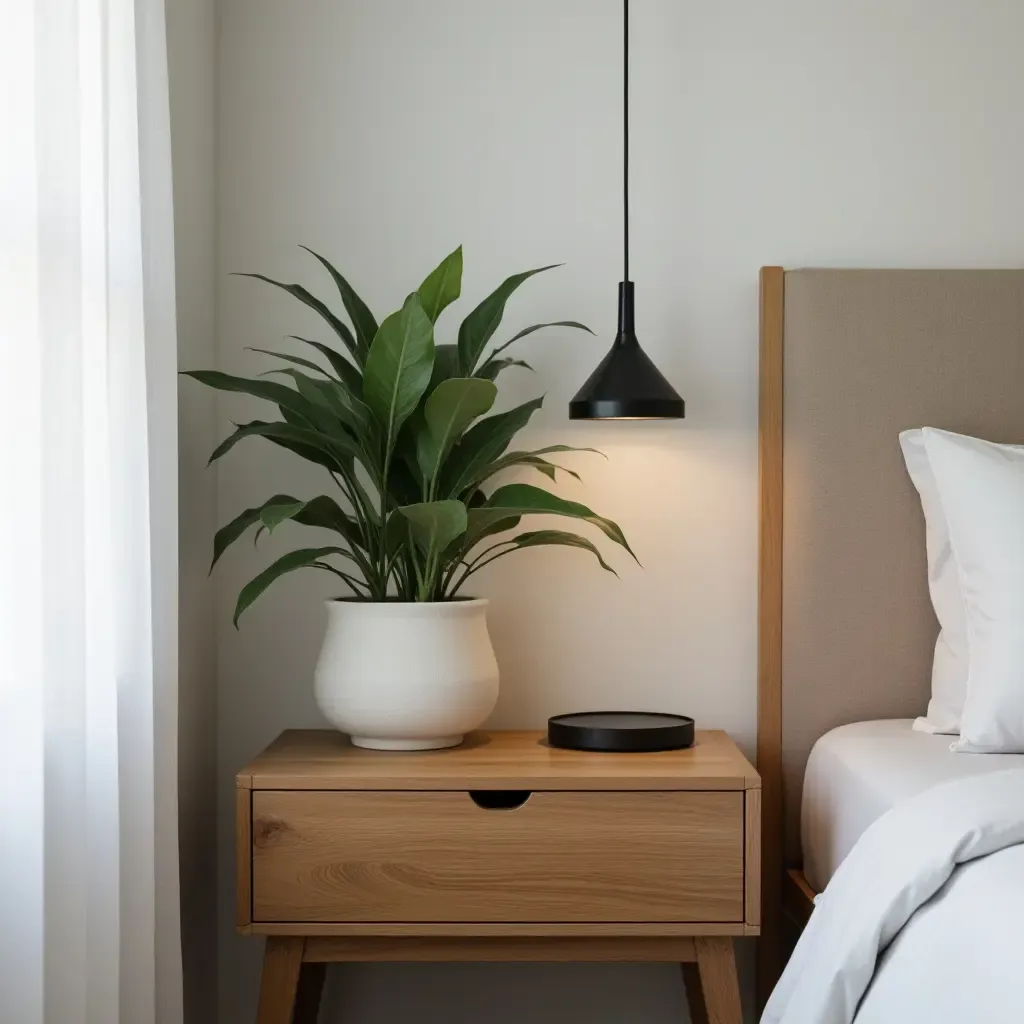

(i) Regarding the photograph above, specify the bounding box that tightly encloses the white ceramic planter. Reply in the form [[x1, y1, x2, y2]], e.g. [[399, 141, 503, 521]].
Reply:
[[314, 598, 499, 750]]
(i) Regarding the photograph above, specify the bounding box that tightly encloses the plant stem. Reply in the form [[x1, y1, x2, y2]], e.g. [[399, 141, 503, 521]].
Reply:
[[439, 559, 466, 598], [424, 544, 442, 602], [325, 470, 376, 587], [411, 549, 427, 601], [375, 454, 392, 599], [313, 563, 369, 598], [448, 542, 518, 597]]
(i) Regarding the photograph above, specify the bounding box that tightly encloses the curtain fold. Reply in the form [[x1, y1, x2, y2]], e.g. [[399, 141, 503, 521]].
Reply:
[[0, 1, 182, 1022]]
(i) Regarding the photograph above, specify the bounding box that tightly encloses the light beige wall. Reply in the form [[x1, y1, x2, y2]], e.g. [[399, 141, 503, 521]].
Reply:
[[213, 1, 1024, 1021], [168, 0, 218, 1020]]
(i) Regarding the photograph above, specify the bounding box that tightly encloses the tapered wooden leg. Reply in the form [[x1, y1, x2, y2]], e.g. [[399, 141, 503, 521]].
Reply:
[[257, 937, 318, 1024], [681, 962, 710, 1024], [694, 938, 742, 1024]]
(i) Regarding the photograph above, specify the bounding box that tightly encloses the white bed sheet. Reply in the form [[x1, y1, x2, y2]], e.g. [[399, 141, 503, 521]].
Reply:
[[801, 719, 1024, 892]]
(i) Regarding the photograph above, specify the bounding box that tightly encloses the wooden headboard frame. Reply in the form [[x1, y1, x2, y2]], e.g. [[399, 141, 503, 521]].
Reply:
[[757, 266, 785, 1006]]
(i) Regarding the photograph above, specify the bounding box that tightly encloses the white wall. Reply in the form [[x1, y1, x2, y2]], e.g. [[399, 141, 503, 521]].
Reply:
[[168, 0, 218, 1020], [213, 2, 1024, 1021]]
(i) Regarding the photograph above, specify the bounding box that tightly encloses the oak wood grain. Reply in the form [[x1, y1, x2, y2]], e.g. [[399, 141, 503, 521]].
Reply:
[[238, 729, 757, 1018], [745, 787, 762, 928], [236, 787, 252, 929], [252, 921, 751, 938], [248, 921, 753, 937], [302, 935, 698, 963], [757, 264, 785, 1008], [696, 937, 743, 1024], [256, 937, 304, 1024], [253, 790, 744, 924], [237, 729, 758, 791]]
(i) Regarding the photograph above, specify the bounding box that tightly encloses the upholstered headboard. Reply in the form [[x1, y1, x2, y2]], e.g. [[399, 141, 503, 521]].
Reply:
[[756, 267, 1024, 999]]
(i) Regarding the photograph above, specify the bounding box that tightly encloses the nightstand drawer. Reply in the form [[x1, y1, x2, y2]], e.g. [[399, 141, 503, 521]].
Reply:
[[251, 790, 744, 923]]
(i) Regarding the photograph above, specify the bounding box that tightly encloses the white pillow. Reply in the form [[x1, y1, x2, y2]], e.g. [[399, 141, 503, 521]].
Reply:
[[899, 429, 969, 735], [921, 427, 1024, 753]]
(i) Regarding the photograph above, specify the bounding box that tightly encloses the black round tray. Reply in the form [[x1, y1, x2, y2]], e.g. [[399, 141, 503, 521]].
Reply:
[[547, 711, 695, 752]]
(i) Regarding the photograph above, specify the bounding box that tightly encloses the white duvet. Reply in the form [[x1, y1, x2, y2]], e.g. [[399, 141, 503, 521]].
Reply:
[[763, 769, 1024, 1024]]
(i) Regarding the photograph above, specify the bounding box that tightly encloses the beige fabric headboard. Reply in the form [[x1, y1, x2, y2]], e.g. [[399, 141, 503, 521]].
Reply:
[[756, 267, 1024, 1000]]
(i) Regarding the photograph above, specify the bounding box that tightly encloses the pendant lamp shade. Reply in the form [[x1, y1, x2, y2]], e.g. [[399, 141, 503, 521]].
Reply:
[[570, 0, 684, 420], [569, 283, 685, 420]]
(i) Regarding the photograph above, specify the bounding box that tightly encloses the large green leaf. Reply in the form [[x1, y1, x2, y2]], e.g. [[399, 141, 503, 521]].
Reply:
[[184, 371, 361, 466], [317, 380, 375, 440], [388, 437, 425, 504], [235, 273, 359, 360], [363, 292, 435, 460], [384, 510, 411, 555], [233, 546, 355, 627], [501, 530, 615, 572], [483, 483, 637, 561], [181, 370, 310, 418], [249, 347, 334, 378], [262, 369, 359, 444], [468, 444, 602, 490], [252, 493, 367, 551], [265, 367, 374, 442], [211, 493, 302, 569], [264, 422, 352, 474], [300, 247, 378, 359], [208, 420, 362, 472], [428, 344, 462, 392], [457, 508, 529, 547], [486, 320, 593, 361], [457, 265, 560, 374], [439, 396, 544, 498], [257, 501, 305, 532], [291, 494, 364, 541], [417, 245, 463, 323], [289, 336, 363, 393], [457, 508, 522, 555], [486, 453, 578, 484], [472, 529, 616, 574], [476, 356, 533, 381], [397, 500, 468, 555], [416, 378, 497, 491], [523, 444, 605, 458]]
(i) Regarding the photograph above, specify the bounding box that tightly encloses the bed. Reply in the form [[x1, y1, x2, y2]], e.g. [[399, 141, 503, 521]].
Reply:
[[801, 719, 1024, 892], [754, 268, 1024, 1013]]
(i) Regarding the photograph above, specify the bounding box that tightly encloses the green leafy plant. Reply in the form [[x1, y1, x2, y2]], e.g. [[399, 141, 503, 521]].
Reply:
[[185, 246, 635, 624]]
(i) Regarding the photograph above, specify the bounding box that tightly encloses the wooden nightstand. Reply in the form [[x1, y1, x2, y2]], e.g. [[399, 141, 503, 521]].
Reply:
[[237, 729, 760, 1023]]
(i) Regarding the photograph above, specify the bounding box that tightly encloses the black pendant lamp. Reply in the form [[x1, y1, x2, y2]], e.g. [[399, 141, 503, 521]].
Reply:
[[569, 0, 684, 420]]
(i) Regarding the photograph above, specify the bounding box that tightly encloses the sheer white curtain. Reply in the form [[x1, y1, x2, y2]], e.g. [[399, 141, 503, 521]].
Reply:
[[0, 1, 182, 1022]]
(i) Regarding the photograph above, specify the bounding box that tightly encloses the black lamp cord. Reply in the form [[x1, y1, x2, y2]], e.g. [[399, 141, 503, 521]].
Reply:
[[623, 0, 630, 285]]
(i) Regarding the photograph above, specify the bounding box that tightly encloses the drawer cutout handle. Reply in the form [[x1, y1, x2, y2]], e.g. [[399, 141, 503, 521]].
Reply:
[[468, 790, 532, 811]]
